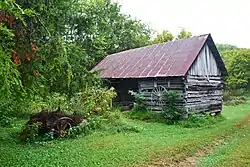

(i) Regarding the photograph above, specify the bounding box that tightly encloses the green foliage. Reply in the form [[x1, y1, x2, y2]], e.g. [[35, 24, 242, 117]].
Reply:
[[176, 28, 192, 40], [70, 87, 117, 117], [0, 93, 31, 126], [161, 91, 184, 124], [223, 90, 247, 106], [0, 0, 151, 116], [1, 99, 250, 167], [128, 90, 148, 111], [0, 0, 152, 119], [153, 30, 174, 44], [100, 111, 143, 133], [152, 28, 192, 44], [29, 93, 69, 112], [221, 49, 250, 90], [0, 114, 13, 127], [65, 117, 103, 139], [179, 114, 226, 128], [127, 110, 157, 122], [66, 0, 152, 60], [218, 45, 249, 103], [216, 43, 237, 52], [20, 122, 42, 143], [66, 124, 92, 139]]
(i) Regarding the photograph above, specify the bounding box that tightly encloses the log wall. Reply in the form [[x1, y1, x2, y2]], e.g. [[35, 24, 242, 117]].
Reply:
[[109, 75, 223, 114], [184, 75, 223, 114], [185, 44, 223, 114], [138, 77, 185, 110]]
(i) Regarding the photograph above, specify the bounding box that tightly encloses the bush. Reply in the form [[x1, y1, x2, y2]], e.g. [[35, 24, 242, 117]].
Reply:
[[223, 89, 247, 106], [129, 90, 147, 111], [70, 87, 117, 117], [127, 90, 185, 124], [30, 93, 69, 113], [65, 117, 102, 138], [0, 95, 26, 127], [161, 91, 184, 124], [20, 122, 42, 143]]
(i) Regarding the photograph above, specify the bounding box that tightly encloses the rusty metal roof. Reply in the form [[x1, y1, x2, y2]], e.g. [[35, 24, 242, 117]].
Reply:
[[92, 34, 226, 78]]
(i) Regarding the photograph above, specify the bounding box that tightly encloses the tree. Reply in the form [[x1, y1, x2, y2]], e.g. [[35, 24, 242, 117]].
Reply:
[[216, 44, 237, 53], [153, 30, 174, 44], [221, 49, 250, 90], [0, 0, 153, 117], [176, 28, 192, 40], [1, 0, 152, 96], [66, 0, 152, 62]]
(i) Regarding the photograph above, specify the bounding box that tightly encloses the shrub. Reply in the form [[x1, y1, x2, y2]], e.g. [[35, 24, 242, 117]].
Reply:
[[70, 87, 117, 117], [161, 91, 184, 124], [0, 95, 26, 127], [20, 122, 42, 143], [128, 90, 147, 111], [223, 89, 247, 106], [66, 124, 90, 138], [30, 93, 69, 113], [65, 117, 101, 139]]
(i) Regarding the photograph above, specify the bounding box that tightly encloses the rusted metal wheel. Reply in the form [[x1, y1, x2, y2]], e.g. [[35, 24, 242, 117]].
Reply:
[[54, 117, 73, 137]]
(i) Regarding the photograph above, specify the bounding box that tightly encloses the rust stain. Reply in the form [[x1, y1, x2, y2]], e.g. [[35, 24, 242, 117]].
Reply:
[[93, 35, 210, 78]]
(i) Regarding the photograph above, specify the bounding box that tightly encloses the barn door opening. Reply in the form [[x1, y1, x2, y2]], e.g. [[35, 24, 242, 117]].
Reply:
[[110, 79, 139, 108]]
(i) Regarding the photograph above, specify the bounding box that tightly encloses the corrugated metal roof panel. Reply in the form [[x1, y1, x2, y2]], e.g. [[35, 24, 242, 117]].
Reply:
[[92, 34, 223, 78]]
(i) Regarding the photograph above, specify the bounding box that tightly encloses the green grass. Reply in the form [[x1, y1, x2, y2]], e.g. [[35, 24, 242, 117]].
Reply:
[[197, 127, 250, 167], [0, 99, 250, 167]]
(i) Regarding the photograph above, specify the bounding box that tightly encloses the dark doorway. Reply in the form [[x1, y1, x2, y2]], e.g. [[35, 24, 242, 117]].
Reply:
[[110, 79, 138, 107]]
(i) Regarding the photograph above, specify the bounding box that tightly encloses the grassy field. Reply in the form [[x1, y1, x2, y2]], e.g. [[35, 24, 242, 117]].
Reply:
[[0, 99, 250, 167]]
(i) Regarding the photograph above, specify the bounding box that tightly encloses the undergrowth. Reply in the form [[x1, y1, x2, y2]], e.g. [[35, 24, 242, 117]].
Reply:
[[179, 114, 226, 128], [19, 110, 142, 144], [128, 90, 227, 128], [126, 110, 162, 122], [223, 89, 248, 105]]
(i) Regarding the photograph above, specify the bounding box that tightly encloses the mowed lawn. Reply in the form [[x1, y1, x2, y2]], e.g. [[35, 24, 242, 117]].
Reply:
[[0, 99, 250, 167]]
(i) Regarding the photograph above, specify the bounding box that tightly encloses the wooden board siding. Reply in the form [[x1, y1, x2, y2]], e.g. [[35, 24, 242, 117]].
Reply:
[[186, 44, 223, 114], [108, 42, 224, 113], [138, 75, 223, 113], [188, 44, 221, 76], [184, 76, 223, 113], [138, 77, 185, 110]]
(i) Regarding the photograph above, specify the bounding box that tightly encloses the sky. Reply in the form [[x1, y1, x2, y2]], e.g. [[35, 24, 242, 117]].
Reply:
[[114, 0, 250, 48]]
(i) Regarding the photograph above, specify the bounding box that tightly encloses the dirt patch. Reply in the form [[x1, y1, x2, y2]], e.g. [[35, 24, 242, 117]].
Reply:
[[143, 139, 225, 167], [234, 114, 250, 129], [141, 113, 250, 167]]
